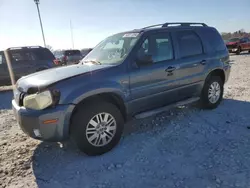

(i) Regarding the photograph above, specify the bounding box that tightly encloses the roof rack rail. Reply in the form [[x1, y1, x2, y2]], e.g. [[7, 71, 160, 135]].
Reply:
[[142, 22, 207, 29], [7, 46, 43, 50], [162, 22, 207, 27]]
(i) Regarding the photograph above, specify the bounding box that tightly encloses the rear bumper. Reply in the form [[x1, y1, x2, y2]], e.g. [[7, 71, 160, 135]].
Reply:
[[12, 100, 74, 142]]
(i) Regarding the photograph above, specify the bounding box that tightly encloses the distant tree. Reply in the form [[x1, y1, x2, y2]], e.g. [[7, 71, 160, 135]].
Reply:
[[46, 45, 53, 52], [221, 29, 250, 40]]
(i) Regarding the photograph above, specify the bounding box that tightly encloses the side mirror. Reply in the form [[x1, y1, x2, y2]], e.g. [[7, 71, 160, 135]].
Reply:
[[136, 54, 153, 66]]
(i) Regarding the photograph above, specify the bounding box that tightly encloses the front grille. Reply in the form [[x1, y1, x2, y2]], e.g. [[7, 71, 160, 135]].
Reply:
[[226, 45, 237, 49], [19, 92, 26, 106], [14, 89, 26, 106]]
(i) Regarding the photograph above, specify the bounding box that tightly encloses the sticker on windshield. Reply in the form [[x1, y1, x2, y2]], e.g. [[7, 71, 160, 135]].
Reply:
[[123, 33, 139, 38]]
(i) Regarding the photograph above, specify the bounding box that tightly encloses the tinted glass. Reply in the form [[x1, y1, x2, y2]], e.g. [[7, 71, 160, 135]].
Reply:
[[32, 48, 55, 60], [202, 28, 226, 51], [9, 48, 55, 62], [177, 31, 203, 58], [64, 50, 81, 56], [10, 51, 36, 62]]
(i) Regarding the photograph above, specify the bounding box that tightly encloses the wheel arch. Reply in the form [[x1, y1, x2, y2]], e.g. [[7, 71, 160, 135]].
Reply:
[[69, 92, 127, 129], [205, 68, 225, 84]]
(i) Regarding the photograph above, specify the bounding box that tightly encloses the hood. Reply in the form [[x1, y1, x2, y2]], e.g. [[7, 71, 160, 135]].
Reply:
[[16, 63, 112, 92], [226, 41, 239, 45]]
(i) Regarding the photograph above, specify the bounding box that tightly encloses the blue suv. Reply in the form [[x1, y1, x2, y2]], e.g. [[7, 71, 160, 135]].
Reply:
[[12, 22, 231, 155]]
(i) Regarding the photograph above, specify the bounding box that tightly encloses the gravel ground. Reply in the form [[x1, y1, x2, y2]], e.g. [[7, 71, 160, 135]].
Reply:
[[0, 53, 250, 188]]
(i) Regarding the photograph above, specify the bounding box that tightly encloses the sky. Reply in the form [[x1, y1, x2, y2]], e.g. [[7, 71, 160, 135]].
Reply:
[[0, 0, 250, 50]]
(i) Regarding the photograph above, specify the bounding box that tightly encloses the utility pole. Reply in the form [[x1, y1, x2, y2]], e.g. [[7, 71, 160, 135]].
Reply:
[[34, 0, 46, 47], [70, 20, 75, 49]]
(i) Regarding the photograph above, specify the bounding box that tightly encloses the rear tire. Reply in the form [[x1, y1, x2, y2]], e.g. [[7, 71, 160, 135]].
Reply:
[[200, 76, 224, 109], [70, 100, 124, 156]]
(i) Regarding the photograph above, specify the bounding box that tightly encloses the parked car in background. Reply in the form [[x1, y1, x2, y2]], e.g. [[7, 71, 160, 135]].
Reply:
[[0, 46, 60, 86], [81, 48, 93, 58], [58, 49, 82, 65], [12, 22, 231, 156], [226, 37, 250, 55]]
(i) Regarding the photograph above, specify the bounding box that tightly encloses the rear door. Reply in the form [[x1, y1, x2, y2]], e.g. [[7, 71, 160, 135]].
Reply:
[[171, 30, 207, 99], [129, 31, 180, 114]]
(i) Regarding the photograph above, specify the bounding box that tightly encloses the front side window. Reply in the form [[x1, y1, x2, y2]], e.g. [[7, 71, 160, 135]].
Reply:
[[177, 31, 203, 58], [82, 32, 141, 65], [137, 33, 173, 63]]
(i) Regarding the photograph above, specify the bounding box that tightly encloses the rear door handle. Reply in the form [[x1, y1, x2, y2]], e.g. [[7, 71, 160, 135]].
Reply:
[[200, 60, 207, 65], [165, 66, 176, 72]]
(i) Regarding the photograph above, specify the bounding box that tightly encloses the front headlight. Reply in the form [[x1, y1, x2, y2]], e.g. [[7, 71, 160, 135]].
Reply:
[[23, 90, 53, 110]]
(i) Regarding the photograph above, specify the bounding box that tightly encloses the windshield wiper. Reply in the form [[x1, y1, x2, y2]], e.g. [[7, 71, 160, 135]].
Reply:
[[83, 60, 102, 65]]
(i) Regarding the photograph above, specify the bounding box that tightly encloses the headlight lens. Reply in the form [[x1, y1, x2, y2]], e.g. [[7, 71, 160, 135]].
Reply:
[[23, 90, 53, 110]]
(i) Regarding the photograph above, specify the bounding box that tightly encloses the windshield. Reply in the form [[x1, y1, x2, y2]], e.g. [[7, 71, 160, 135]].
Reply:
[[228, 38, 240, 42], [82, 32, 140, 65]]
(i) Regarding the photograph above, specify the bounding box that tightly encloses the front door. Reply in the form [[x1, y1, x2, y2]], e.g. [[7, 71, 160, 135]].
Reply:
[[128, 32, 180, 114]]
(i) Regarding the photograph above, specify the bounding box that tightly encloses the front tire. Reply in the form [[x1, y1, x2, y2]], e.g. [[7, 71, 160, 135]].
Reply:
[[236, 47, 241, 55], [200, 76, 224, 109], [70, 100, 124, 156]]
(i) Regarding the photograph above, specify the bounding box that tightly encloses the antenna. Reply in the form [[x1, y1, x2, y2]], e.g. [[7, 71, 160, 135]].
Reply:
[[70, 20, 75, 49]]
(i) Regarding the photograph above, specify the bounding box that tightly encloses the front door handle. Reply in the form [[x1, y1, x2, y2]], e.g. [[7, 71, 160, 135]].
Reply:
[[165, 66, 176, 72], [200, 60, 207, 65]]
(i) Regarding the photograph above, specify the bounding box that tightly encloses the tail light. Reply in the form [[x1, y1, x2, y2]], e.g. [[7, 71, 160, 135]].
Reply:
[[53, 59, 60, 65]]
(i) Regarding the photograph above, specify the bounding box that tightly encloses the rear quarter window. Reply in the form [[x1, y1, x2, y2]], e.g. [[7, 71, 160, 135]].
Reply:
[[197, 28, 226, 52], [32, 48, 55, 60]]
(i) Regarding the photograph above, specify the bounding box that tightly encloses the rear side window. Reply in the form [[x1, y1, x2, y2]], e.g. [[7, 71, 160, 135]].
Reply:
[[176, 31, 203, 58], [64, 50, 81, 56]]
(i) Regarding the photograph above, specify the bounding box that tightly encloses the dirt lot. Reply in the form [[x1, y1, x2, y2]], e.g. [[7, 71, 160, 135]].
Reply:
[[1, 53, 250, 188]]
